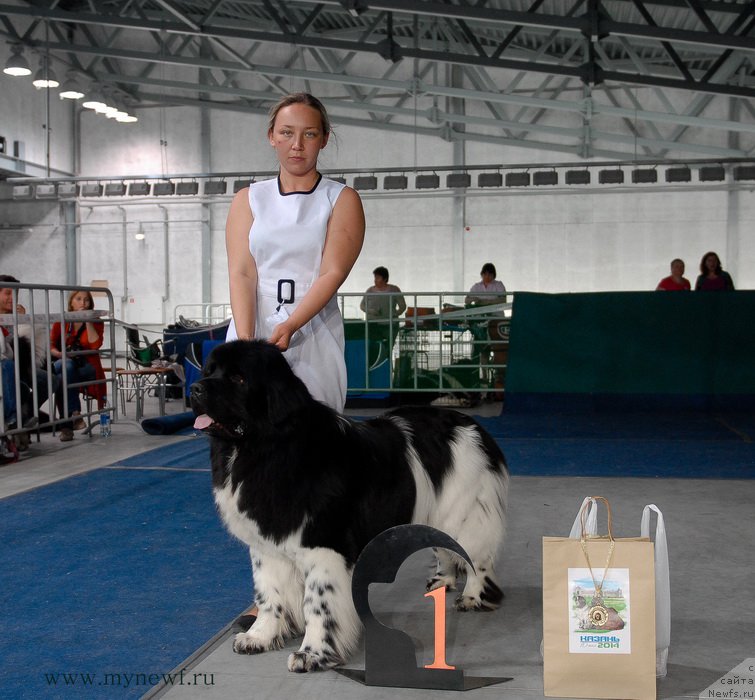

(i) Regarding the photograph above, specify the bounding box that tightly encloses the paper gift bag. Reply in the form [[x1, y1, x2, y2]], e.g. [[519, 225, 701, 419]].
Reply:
[[543, 497, 656, 700], [570, 498, 671, 677]]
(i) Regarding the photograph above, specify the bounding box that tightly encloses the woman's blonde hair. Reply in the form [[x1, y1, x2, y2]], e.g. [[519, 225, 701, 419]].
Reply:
[[267, 93, 331, 136], [67, 290, 94, 311]]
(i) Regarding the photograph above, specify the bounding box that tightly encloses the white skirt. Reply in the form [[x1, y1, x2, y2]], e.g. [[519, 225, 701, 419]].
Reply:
[[226, 287, 346, 412]]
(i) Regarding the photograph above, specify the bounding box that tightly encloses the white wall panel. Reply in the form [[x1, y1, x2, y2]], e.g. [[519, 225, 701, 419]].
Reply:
[[2, 93, 754, 329]]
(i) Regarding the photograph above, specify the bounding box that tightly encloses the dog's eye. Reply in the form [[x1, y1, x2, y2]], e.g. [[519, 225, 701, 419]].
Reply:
[[230, 374, 245, 384]]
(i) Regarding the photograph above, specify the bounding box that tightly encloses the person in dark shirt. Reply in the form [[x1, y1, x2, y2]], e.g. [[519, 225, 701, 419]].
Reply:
[[694, 251, 735, 291]]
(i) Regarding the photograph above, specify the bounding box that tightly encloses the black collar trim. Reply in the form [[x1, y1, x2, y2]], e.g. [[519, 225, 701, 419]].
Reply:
[[277, 172, 322, 196]]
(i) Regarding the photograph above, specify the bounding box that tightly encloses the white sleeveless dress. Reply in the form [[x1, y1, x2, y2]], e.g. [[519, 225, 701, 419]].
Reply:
[[226, 175, 348, 411]]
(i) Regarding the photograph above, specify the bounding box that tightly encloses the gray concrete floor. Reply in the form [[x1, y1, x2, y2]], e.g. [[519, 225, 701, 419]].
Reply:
[[3, 393, 753, 700]]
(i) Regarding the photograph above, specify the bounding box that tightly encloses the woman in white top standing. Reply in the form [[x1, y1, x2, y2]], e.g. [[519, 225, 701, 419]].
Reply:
[[225, 93, 365, 411]]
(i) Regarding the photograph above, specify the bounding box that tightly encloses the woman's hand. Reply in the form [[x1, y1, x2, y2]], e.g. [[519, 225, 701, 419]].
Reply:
[[269, 321, 295, 351]]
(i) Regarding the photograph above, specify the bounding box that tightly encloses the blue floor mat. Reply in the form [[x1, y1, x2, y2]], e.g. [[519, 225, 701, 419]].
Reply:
[[0, 466, 251, 699], [112, 435, 210, 470], [475, 411, 755, 479]]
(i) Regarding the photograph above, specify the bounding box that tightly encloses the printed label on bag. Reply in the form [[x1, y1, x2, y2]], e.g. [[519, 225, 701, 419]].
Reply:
[[568, 568, 631, 654]]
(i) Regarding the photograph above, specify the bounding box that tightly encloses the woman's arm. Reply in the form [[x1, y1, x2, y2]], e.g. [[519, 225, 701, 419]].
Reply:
[[394, 287, 407, 316], [270, 187, 365, 350], [84, 322, 104, 349], [50, 322, 63, 359], [225, 188, 258, 340]]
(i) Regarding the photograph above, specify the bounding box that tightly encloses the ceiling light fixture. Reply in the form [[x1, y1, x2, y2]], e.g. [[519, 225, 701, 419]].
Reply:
[[415, 174, 440, 189], [128, 182, 151, 196], [565, 170, 591, 184], [203, 180, 227, 195], [631, 168, 658, 183], [3, 45, 32, 77], [699, 165, 725, 182], [59, 73, 85, 100], [383, 175, 408, 190], [665, 166, 691, 183], [505, 172, 530, 187], [80, 183, 103, 197], [353, 176, 378, 191], [533, 171, 558, 186], [32, 56, 59, 89], [478, 173, 502, 188], [153, 181, 176, 196], [35, 183, 57, 198], [446, 173, 471, 188], [12, 184, 34, 199], [598, 169, 624, 184], [733, 165, 755, 181], [82, 89, 107, 112], [176, 181, 199, 195]]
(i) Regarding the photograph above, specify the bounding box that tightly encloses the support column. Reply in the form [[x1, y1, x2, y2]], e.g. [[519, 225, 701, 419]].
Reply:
[[200, 39, 213, 305], [449, 64, 466, 294], [61, 200, 77, 284], [726, 96, 740, 283]]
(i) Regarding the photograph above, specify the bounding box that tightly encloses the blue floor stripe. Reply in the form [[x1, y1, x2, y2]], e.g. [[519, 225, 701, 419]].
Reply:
[[112, 435, 211, 470], [0, 466, 251, 699], [475, 412, 755, 478]]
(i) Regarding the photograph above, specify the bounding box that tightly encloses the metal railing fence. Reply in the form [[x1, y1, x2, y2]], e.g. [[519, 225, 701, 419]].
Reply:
[[1, 282, 118, 442]]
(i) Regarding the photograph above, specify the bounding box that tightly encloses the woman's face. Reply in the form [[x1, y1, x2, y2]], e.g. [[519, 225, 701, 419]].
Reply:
[[704, 255, 719, 273], [481, 271, 495, 285], [70, 292, 91, 310], [269, 104, 328, 178], [670, 260, 685, 278]]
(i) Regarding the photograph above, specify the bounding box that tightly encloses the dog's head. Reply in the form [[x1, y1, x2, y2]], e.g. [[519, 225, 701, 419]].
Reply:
[[190, 339, 312, 439]]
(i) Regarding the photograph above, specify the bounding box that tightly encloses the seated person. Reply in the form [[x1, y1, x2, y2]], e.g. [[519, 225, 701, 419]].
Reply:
[[656, 258, 690, 291], [1, 275, 54, 434], [50, 290, 106, 442], [465, 263, 507, 305]]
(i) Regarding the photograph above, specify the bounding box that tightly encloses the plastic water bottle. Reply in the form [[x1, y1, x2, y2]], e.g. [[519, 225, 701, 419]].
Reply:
[[99, 400, 112, 438]]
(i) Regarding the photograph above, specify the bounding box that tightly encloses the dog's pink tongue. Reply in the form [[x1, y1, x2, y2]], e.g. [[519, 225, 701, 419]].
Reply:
[[193, 414, 214, 430]]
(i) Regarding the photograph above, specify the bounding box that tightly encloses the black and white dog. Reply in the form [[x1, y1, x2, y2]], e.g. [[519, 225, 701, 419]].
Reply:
[[191, 339, 509, 673]]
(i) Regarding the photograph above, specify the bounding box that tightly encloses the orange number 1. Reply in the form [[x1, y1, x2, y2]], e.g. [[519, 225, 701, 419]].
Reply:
[[424, 587, 455, 670]]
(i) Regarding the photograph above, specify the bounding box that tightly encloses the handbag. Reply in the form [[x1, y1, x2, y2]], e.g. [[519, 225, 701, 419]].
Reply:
[[66, 323, 89, 369], [569, 497, 671, 678], [543, 496, 657, 700]]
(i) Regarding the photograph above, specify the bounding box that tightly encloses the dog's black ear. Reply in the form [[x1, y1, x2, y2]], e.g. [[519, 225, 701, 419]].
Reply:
[[262, 347, 314, 426]]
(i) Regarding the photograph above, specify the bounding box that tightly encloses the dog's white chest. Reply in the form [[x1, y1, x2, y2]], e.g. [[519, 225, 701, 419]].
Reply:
[[213, 476, 305, 557]]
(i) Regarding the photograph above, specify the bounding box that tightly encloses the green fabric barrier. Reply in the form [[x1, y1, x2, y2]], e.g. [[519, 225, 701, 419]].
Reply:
[[507, 291, 755, 395]]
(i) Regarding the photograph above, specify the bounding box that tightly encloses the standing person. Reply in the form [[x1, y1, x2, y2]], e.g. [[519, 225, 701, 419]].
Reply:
[[695, 251, 735, 291], [360, 266, 406, 359], [50, 290, 106, 441], [656, 258, 691, 291], [359, 266, 406, 321], [225, 92, 365, 412], [466, 262, 507, 305]]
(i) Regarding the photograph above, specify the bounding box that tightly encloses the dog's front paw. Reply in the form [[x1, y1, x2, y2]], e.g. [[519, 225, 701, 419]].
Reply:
[[233, 631, 284, 655], [454, 594, 499, 612], [426, 575, 457, 592], [287, 649, 342, 673]]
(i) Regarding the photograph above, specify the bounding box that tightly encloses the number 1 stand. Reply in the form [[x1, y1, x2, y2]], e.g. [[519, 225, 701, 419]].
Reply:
[[335, 524, 512, 691]]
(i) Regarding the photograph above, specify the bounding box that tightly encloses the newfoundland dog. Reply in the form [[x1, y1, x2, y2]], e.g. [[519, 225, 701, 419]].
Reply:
[[191, 339, 509, 673]]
